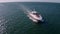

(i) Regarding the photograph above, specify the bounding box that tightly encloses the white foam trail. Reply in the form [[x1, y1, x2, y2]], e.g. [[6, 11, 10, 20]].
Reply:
[[19, 5, 32, 14]]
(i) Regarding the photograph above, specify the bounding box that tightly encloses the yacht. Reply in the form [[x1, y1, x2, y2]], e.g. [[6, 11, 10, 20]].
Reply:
[[27, 9, 44, 23]]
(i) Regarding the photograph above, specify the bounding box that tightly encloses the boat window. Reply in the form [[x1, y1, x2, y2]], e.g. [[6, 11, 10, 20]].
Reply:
[[33, 13, 39, 15], [33, 13, 40, 17]]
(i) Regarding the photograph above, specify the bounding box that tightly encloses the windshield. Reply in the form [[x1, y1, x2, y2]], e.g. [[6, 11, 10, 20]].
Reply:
[[33, 13, 40, 17]]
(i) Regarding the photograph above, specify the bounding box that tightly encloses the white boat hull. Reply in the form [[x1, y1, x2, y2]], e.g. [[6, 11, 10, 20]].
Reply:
[[27, 14, 43, 23]]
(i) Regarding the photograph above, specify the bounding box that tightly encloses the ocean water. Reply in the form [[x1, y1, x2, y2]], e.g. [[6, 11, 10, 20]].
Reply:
[[0, 2, 60, 34]]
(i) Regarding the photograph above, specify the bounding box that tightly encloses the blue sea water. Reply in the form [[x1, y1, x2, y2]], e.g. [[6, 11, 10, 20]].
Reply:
[[0, 2, 60, 34]]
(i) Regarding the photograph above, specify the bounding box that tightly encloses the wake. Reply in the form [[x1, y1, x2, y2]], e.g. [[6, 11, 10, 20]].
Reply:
[[19, 5, 32, 15]]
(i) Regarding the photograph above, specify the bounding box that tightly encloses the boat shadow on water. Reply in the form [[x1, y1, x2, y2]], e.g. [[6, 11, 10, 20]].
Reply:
[[33, 19, 48, 25]]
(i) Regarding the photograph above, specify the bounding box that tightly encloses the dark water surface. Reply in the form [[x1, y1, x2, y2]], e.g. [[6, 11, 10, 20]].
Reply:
[[0, 2, 60, 34]]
